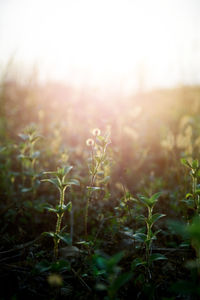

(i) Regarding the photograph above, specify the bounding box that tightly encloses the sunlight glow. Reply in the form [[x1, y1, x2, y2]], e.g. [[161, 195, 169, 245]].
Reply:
[[0, 0, 200, 90]]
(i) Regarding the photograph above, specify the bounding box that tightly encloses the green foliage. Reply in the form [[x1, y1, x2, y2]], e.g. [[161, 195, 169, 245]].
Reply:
[[132, 192, 166, 281], [92, 251, 132, 300], [18, 124, 42, 196], [3, 82, 200, 299], [42, 165, 79, 258], [85, 128, 111, 238], [181, 158, 200, 216]]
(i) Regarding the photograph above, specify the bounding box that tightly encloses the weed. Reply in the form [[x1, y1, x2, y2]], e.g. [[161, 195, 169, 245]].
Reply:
[[85, 128, 111, 238], [41, 166, 79, 258], [181, 158, 200, 216]]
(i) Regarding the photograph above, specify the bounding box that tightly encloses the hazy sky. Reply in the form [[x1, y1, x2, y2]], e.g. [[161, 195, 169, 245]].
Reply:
[[0, 0, 200, 91]]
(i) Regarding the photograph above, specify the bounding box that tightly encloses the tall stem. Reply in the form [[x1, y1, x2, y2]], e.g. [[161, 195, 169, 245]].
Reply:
[[146, 206, 152, 265], [54, 188, 64, 258], [192, 176, 198, 212]]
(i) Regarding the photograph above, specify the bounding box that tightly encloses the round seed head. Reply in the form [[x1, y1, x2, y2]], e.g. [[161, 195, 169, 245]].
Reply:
[[92, 128, 101, 136], [86, 138, 94, 147]]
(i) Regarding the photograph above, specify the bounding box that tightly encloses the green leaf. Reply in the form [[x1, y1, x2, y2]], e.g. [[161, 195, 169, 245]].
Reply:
[[181, 198, 195, 208], [87, 186, 102, 192], [76, 240, 93, 247], [31, 135, 41, 144], [95, 256, 107, 270], [149, 192, 162, 205], [129, 197, 139, 203], [185, 193, 193, 199], [149, 253, 167, 263], [21, 187, 32, 193], [42, 231, 56, 238], [148, 213, 166, 226], [31, 151, 40, 159], [43, 171, 58, 176], [181, 158, 192, 168], [152, 229, 161, 238], [65, 201, 72, 212], [107, 251, 124, 270], [43, 166, 73, 179], [187, 216, 200, 246], [18, 154, 31, 161], [0, 146, 7, 153], [41, 177, 61, 189], [99, 176, 110, 184], [34, 260, 51, 273], [67, 179, 80, 186], [18, 133, 29, 141], [57, 233, 72, 245], [133, 232, 147, 242], [111, 272, 132, 293], [63, 166, 73, 176], [45, 206, 58, 214], [137, 195, 150, 206], [192, 159, 199, 169], [131, 258, 146, 271], [195, 189, 200, 195], [51, 260, 71, 272]]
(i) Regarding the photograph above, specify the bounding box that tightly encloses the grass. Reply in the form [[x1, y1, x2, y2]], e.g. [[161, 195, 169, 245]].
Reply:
[[1, 78, 200, 299]]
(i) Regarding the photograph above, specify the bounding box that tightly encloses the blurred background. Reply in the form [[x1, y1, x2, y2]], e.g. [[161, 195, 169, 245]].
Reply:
[[0, 0, 200, 92]]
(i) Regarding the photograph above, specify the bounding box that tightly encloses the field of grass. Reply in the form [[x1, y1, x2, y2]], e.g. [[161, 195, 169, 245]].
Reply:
[[1, 78, 200, 299]]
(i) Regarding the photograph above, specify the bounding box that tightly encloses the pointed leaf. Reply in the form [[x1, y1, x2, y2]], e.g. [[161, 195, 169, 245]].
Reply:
[[65, 201, 72, 212], [41, 177, 61, 189], [149, 192, 162, 204], [107, 251, 124, 270], [111, 272, 132, 293], [181, 158, 192, 168], [133, 232, 147, 242], [63, 166, 73, 175], [87, 186, 102, 192], [149, 213, 166, 226], [192, 159, 199, 169], [57, 233, 72, 245], [149, 253, 167, 263], [31, 151, 40, 159], [131, 258, 146, 271], [18, 133, 29, 141], [67, 179, 80, 186]]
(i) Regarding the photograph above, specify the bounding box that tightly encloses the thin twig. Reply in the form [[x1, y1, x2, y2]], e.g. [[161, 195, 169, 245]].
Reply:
[[0, 235, 42, 256]]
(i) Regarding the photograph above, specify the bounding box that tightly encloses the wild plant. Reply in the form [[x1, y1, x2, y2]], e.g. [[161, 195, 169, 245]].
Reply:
[[18, 124, 41, 195], [186, 216, 200, 272], [132, 193, 166, 278], [92, 251, 132, 300], [181, 158, 200, 216], [85, 128, 111, 238], [41, 166, 79, 258], [0, 145, 16, 201], [169, 216, 200, 298]]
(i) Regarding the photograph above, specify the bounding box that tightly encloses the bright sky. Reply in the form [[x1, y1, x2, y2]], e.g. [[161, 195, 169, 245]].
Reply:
[[0, 0, 200, 91]]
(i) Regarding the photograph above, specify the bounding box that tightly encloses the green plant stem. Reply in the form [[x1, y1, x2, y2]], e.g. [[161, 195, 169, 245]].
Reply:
[[84, 147, 102, 238], [84, 158, 102, 238], [146, 206, 153, 266], [84, 193, 90, 238], [192, 176, 199, 213], [54, 188, 65, 258], [84, 140, 108, 239]]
